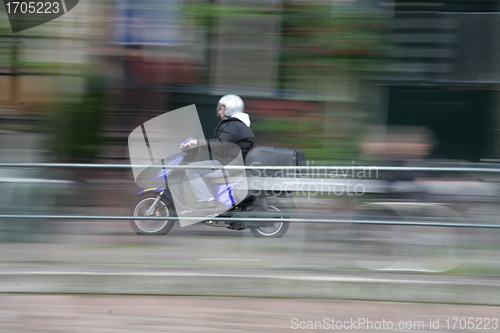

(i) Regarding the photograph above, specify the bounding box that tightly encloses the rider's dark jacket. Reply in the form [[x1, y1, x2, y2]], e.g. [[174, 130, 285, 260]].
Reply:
[[198, 115, 255, 164]]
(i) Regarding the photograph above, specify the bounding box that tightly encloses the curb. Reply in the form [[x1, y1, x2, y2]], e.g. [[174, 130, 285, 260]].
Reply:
[[1, 272, 500, 305]]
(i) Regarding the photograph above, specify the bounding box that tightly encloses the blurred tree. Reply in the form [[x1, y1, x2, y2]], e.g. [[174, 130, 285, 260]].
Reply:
[[279, 1, 390, 93], [51, 75, 105, 164], [184, 1, 390, 82], [277, 2, 391, 162], [183, 0, 391, 162]]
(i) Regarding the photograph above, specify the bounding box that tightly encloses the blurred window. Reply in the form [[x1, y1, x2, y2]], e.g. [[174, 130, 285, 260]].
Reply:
[[391, 10, 500, 82]]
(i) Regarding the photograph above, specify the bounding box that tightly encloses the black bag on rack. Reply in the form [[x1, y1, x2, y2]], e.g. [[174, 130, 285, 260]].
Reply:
[[244, 146, 306, 177]]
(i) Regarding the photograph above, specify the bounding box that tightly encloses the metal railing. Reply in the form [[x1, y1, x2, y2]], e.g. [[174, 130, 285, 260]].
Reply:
[[0, 162, 499, 228], [1, 162, 500, 173]]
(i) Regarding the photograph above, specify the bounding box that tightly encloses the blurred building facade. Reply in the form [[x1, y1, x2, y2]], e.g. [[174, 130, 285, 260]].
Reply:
[[384, 0, 500, 161], [1, 0, 500, 163]]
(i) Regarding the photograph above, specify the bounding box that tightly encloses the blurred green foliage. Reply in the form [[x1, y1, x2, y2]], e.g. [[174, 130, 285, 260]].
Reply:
[[183, 2, 274, 28], [184, 1, 389, 162], [280, 2, 390, 91], [184, 1, 392, 88], [254, 116, 360, 162], [50, 76, 105, 162]]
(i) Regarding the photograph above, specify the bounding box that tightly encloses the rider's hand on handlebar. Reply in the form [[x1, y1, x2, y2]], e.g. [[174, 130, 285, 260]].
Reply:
[[180, 139, 198, 150]]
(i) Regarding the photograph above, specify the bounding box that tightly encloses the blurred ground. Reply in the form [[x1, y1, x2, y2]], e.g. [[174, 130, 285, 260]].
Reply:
[[1, 211, 500, 306], [2, 295, 500, 333]]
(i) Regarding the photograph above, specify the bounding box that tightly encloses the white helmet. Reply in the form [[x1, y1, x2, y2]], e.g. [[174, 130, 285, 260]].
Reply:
[[217, 94, 244, 117]]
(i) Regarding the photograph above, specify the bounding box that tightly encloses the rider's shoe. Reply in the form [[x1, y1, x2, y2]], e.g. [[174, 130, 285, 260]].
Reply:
[[227, 223, 245, 230]]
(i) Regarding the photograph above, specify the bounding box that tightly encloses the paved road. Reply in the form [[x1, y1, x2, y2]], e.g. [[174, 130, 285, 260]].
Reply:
[[2, 295, 499, 333]]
